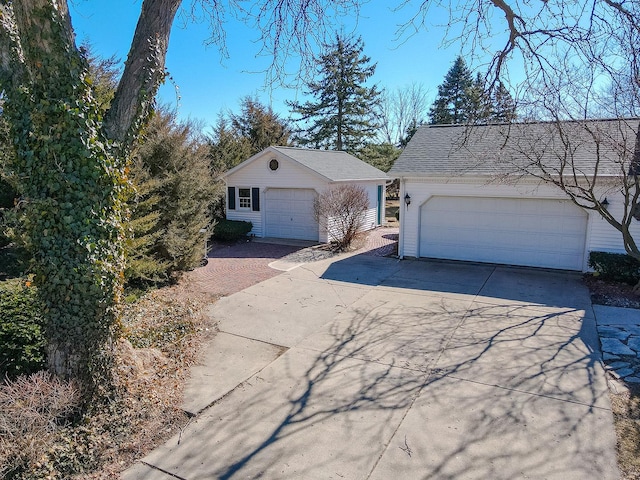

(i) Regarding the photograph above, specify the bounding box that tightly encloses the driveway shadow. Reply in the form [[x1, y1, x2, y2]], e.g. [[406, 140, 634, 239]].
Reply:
[[321, 254, 592, 310], [208, 240, 302, 260], [134, 257, 616, 479], [135, 295, 614, 479]]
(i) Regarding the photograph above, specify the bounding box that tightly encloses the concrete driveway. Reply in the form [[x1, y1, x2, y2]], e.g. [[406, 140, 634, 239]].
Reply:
[[125, 254, 619, 480]]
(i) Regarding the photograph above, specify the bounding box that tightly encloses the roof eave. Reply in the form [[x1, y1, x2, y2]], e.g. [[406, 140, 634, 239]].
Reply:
[[219, 146, 279, 181]]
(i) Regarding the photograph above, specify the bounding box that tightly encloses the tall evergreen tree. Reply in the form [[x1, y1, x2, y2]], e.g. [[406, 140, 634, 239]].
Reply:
[[230, 96, 291, 154], [209, 97, 290, 176], [428, 56, 475, 124], [468, 72, 494, 122], [429, 57, 517, 124], [288, 35, 381, 152], [491, 81, 517, 122], [134, 108, 215, 274], [208, 116, 252, 175]]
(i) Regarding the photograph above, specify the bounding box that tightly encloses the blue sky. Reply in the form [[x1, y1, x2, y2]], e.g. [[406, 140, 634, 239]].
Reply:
[[69, 1, 511, 130]]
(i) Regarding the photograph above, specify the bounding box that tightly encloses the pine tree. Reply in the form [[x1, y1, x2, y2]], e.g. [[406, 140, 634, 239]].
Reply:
[[428, 56, 475, 124], [208, 114, 253, 176], [288, 35, 381, 152], [492, 81, 517, 122], [398, 119, 420, 148], [132, 108, 215, 276], [357, 143, 401, 172], [468, 72, 494, 122], [124, 157, 168, 285], [230, 96, 291, 154], [429, 57, 517, 125]]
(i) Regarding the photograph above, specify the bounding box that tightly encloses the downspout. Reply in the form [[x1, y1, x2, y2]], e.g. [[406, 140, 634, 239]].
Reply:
[[398, 177, 405, 259]]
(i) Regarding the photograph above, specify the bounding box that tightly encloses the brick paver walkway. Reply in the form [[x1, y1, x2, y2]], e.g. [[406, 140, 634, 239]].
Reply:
[[186, 227, 399, 297]]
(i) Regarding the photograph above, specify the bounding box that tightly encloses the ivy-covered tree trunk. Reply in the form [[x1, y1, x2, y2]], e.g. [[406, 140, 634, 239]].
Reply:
[[0, 0, 180, 392]]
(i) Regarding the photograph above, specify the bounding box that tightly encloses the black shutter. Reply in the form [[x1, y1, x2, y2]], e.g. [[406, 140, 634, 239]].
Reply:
[[228, 186, 236, 210], [252, 187, 260, 211]]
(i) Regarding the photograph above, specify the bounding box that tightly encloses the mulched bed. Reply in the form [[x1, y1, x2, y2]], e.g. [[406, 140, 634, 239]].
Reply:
[[583, 274, 640, 309]]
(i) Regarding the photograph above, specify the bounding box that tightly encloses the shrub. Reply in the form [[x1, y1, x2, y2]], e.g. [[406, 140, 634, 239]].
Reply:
[[125, 107, 215, 285], [314, 184, 369, 250], [0, 371, 81, 479], [210, 192, 227, 220], [588, 251, 640, 285], [212, 219, 253, 241], [0, 278, 46, 379]]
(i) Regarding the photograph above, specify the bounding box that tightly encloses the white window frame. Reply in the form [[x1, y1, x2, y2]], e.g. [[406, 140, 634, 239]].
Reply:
[[238, 187, 252, 209]]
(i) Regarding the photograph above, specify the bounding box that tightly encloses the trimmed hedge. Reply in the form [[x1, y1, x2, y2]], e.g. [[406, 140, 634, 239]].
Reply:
[[212, 219, 253, 242], [588, 251, 640, 285], [0, 278, 46, 379]]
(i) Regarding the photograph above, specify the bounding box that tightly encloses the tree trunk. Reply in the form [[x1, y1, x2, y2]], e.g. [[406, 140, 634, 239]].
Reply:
[[104, 0, 182, 143], [0, 0, 180, 393]]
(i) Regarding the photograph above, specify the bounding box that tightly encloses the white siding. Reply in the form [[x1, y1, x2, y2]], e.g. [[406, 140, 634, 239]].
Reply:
[[225, 151, 386, 241], [398, 178, 640, 271], [225, 152, 327, 237], [322, 181, 385, 241], [419, 196, 587, 270], [587, 198, 640, 254], [320, 181, 384, 242], [348, 181, 384, 232], [399, 179, 587, 269]]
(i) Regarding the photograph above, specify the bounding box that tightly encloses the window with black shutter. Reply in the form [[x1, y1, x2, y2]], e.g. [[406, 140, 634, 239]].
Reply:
[[252, 187, 260, 211]]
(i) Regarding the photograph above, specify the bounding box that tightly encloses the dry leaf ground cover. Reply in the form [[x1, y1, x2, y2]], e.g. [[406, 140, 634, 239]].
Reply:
[[0, 278, 217, 479]]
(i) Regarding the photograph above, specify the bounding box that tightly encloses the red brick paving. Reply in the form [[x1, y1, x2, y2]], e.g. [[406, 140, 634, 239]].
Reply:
[[360, 226, 399, 257], [185, 227, 399, 297]]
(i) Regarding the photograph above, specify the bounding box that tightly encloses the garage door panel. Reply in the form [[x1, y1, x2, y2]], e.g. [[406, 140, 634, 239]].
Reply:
[[420, 196, 587, 270], [265, 188, 318, 241]]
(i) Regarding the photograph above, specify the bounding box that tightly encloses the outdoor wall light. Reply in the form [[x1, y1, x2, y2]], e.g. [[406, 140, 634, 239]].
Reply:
[[404, 193, 411, 207], [601, 197, 609, 209]]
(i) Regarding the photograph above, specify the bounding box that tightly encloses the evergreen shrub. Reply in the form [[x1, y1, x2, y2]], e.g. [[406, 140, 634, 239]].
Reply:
[[212, 219, 252, 241], [588, 251, 640, 285], [0, 279, 46, 378]]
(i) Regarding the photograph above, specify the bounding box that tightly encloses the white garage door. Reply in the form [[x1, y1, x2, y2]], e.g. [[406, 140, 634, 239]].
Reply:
[[419, 196, 588, 270], [265, 188, 319, 241]]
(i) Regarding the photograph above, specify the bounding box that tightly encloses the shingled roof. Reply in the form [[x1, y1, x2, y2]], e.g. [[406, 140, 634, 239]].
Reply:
[[389, 119, 640, 178], [223, 146, 388, 182]]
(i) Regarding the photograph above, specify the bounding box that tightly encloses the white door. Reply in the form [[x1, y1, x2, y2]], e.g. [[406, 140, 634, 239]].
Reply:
[[419, 196, 588, 270], [265, 188, 319, 240]]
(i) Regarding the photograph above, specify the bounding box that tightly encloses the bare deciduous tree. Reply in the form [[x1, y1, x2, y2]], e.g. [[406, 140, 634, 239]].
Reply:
[[490, 119, 640, 259], [314, 184, 369, 250], [378, 83, 429, 146]]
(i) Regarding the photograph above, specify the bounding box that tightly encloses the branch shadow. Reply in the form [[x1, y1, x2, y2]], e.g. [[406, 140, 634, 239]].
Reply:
[[139, 259, 614, 478]]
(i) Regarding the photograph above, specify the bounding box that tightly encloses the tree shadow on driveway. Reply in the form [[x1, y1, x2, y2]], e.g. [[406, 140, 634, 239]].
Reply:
[[137, 257, 617, 479]]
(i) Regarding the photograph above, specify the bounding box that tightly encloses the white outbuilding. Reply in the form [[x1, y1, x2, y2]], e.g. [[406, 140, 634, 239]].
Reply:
[[221, 146, 388, 242]]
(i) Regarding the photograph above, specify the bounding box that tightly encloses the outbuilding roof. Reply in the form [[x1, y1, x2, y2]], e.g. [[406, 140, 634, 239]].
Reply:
[[222, 146, 388, 182], [389, 119, 640, 178]]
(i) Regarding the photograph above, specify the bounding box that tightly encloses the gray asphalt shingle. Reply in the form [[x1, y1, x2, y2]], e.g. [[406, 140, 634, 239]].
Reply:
[[272, 146, 388, 181], [390, 119, 640, 178]]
